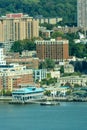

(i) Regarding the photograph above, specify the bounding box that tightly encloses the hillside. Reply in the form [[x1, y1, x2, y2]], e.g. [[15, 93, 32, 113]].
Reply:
[[0, 0, 77, 25]]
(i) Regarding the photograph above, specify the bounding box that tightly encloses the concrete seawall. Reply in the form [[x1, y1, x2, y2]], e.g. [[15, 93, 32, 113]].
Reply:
[[0, 96, 12, 102]]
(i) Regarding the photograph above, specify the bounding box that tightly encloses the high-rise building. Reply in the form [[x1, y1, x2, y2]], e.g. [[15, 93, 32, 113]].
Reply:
[[77, 0, 87, 27], [35, 39, 69, 61], [0, 13, 39, 42]]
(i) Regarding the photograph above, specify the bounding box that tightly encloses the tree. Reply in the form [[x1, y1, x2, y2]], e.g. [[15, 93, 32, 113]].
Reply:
[[11, 39, 36, 53], [44, 90, 51, 96], [45, 58, 55, 70], [39, 61, 46, 69], [51, 31, 64, 39], [0, 0, 77, 25], [11, 41, 23, 54], [60, 66, 64, 73]]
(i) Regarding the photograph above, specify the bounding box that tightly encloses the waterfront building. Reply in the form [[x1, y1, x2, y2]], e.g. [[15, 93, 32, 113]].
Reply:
[[0, 64, 33, 91], [77, 0, 87, 28], [12, 86, 44, 103], [0, 13, 39, 42], [35, 38, 69, 61]]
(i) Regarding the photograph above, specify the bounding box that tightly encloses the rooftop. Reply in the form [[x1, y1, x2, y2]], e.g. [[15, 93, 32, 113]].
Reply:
[[12, 86, 44, 94]]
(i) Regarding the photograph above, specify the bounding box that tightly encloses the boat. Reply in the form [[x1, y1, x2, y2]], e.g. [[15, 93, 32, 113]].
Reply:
[[40, 101, 60, 106]]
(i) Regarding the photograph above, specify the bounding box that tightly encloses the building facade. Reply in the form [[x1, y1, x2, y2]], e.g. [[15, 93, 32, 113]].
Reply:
[[12, 86, 44, 103], [0, 13, 39, 42], [64, 64, 74, 73], [0, 64, 34, 91], [36, 17, 62, 25], [0, 48, 6, 65], [5, 53, 39, 69], [58, 75, 87, 86], [33, 69, 47, 82], [35, 39, 69, 61], [77, 0, 87, 27]]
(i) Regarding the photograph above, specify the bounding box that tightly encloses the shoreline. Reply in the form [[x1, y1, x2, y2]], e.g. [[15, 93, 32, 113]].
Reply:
[[0, 96, 12, 102], [0, 96, 87, 103]]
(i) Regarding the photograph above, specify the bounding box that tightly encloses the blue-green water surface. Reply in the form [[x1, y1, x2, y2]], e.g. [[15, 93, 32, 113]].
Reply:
[[0, 102, 87, 130]]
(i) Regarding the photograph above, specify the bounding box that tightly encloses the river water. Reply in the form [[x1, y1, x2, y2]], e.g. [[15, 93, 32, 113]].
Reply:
[[0, 102, 87, 130]]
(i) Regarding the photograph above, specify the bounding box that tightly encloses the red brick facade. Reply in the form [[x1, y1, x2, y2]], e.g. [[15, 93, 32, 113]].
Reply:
[[36, 39, 69, 61]]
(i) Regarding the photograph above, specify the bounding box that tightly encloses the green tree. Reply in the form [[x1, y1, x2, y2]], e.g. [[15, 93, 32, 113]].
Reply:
[[45, 58, 55, 70], [39, 61, 46, 69], [44, 90, 51, 96], [51, 31, 64, 39], [11, 39, 36, 53], [11, 41, 23, 54], [60, 66, 64, 73]]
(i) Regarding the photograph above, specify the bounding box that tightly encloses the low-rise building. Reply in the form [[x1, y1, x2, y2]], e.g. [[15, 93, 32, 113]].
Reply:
[[64, 64, 74, 73], [50, 71, 60, 78], [36, 17, 62, 25], [0, 48, 6, 65], [12, 85, 44, 103], [58, 75, 87, 86], [5, 54, 39, 69], [33, 69, 47, 82]]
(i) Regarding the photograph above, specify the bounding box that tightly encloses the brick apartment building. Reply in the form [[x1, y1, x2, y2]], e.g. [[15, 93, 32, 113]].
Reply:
[[0, 13, 39, 42], [5, 53, 39, 69], [35, 38, 69, 61], [0, 64, 34, 91]]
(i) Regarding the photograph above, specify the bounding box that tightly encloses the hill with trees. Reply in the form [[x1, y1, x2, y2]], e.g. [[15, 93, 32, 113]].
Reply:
[[0, 0, 77, 25]]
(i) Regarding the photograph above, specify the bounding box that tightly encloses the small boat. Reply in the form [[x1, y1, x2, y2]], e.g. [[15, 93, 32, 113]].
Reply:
[[40, 101, 60, 106]]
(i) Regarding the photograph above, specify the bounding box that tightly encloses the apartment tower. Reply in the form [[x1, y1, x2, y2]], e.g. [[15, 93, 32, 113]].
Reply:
[[0, 13, 39, 42], [77, 0, 87, 27], [35, 39, 69, 61]]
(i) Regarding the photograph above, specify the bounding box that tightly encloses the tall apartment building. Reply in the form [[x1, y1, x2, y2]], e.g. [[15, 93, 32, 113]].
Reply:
[[0, 13, 39, 42], [35, 39, 69, 61], [77, 0, 87, 27]]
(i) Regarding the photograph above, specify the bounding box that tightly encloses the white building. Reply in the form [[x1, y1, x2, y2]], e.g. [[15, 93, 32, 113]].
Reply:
[[12, 86, 44, 103], [0, 48, 6, 65], [64, 64, 74, 73], [58, 75, 87, 86], [50, 71, 60, 78], [33, 69, 47, 82]]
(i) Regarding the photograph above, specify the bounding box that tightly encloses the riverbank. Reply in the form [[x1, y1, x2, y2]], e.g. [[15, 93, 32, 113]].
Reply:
[[0, 96, 87, 103], [46, 96, 87, 102], [0, 96, 12, 102]]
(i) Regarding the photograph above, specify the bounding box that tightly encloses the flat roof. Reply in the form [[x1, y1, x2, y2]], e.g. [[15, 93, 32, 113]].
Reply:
[[12, 87, 44, 94]]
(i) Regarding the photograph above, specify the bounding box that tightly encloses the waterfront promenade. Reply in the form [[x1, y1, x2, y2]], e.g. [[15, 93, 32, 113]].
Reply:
[[0, 96, 12, 102], [46, 96, 87, 102], [1, 95, 87, 103]]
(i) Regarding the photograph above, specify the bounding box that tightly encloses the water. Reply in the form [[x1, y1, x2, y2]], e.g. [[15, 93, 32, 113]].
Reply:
[[0, 102, 87, 130]]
